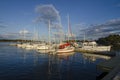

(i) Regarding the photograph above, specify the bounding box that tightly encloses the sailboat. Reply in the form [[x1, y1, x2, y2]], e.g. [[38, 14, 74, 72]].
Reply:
[[56, 15, 75, 53], [36, 20, 51, 50], [56, 45, 74, 53], [36, 43, 50, 50]]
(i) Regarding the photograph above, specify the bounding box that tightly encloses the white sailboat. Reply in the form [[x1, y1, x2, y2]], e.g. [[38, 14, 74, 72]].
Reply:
[[56, 15, 75, 53], [37, 44, 49, 50], [36, 20, 52, 50], [56, 46, 74, 53]]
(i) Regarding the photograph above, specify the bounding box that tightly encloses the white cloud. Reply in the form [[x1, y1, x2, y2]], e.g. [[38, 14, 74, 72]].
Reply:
[[35, 4, 61, 25], [19, 30, 29, 34], [78, 18, 120, 39]]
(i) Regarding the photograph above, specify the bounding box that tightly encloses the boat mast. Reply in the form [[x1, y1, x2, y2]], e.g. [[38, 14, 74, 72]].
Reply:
[[48, 20, 51, 44], [23, 28, 26, 42], [84, 31, 85, 42], [67, 14, 70, 42]]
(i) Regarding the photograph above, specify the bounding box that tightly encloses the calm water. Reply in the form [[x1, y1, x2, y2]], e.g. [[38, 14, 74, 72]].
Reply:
[[0, 42, 110, 80]]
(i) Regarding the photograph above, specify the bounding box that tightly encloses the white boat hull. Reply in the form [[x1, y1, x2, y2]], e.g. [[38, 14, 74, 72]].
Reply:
[[37, 45, 49, 50], [56, 47, 74, 53], [82, 46, 111, 52]]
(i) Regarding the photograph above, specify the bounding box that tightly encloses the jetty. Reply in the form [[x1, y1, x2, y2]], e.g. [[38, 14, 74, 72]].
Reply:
[[97, 56, 120, 80]]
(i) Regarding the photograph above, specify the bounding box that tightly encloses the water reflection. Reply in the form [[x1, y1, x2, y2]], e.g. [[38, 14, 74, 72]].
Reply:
[[47, 54, 62, 80], [57, 52, 75, 60], [82, 53, 111, 62], [37, 49, 50, 54], [0, 42, 112, 80]]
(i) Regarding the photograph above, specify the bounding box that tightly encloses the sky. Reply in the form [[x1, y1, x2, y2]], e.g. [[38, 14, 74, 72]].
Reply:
[[0, 0, 120, 40]]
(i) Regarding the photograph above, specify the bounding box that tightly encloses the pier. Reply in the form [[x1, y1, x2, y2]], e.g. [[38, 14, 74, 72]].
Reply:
[[97, 56, 120, 80]]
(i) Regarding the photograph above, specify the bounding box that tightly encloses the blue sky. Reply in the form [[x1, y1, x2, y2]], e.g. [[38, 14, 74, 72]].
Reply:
[[0, 0, 120, 40]]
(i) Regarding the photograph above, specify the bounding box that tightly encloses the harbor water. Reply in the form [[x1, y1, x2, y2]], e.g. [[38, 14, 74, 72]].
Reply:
[[0, 42, 110, 80]]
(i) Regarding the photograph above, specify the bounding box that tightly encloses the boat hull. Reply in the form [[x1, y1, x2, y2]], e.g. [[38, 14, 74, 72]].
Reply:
[[56, 47, 74, 53]]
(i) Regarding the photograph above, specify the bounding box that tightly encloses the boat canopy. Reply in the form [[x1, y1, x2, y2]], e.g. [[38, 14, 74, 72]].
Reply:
[[59, 43, 70, 49]]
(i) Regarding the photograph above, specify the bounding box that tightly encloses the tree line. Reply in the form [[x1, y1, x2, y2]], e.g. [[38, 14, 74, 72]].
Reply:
[[96, 34, 120, 50]]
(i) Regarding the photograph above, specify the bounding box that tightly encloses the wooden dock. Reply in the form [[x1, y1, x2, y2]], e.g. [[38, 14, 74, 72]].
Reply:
[[101, 64, 120, 80], [97, 56, 120, 72], [97, 56, 120, 80]]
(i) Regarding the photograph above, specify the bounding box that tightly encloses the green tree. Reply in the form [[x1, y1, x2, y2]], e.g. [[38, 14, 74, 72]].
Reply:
[[96, 34, 120, 50]]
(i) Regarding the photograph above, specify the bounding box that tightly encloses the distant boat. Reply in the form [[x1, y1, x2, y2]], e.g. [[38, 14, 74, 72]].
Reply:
[[79, 41, 111, 52], [17, 43, 27, 48], [37, 44, 49, 50], [25, 43, 34, 49]]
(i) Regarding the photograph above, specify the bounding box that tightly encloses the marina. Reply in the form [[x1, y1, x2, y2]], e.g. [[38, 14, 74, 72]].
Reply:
[[0, 0, 120, 80], [0, 42, 113, 80]]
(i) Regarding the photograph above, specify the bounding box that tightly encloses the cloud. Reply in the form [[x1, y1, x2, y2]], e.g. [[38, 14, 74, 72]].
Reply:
[[0, 25, 7, 28], [0, 21, 7, 28], [79, 19, 120, 39], [19, 29, 29, 34], [0, 30, 32, 39], [0, 34, 4, 39], [35, 4, 61, 25], [51, 23, 62, 29], [100, 19, 120, 27], [0, 33, 19, 39]]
